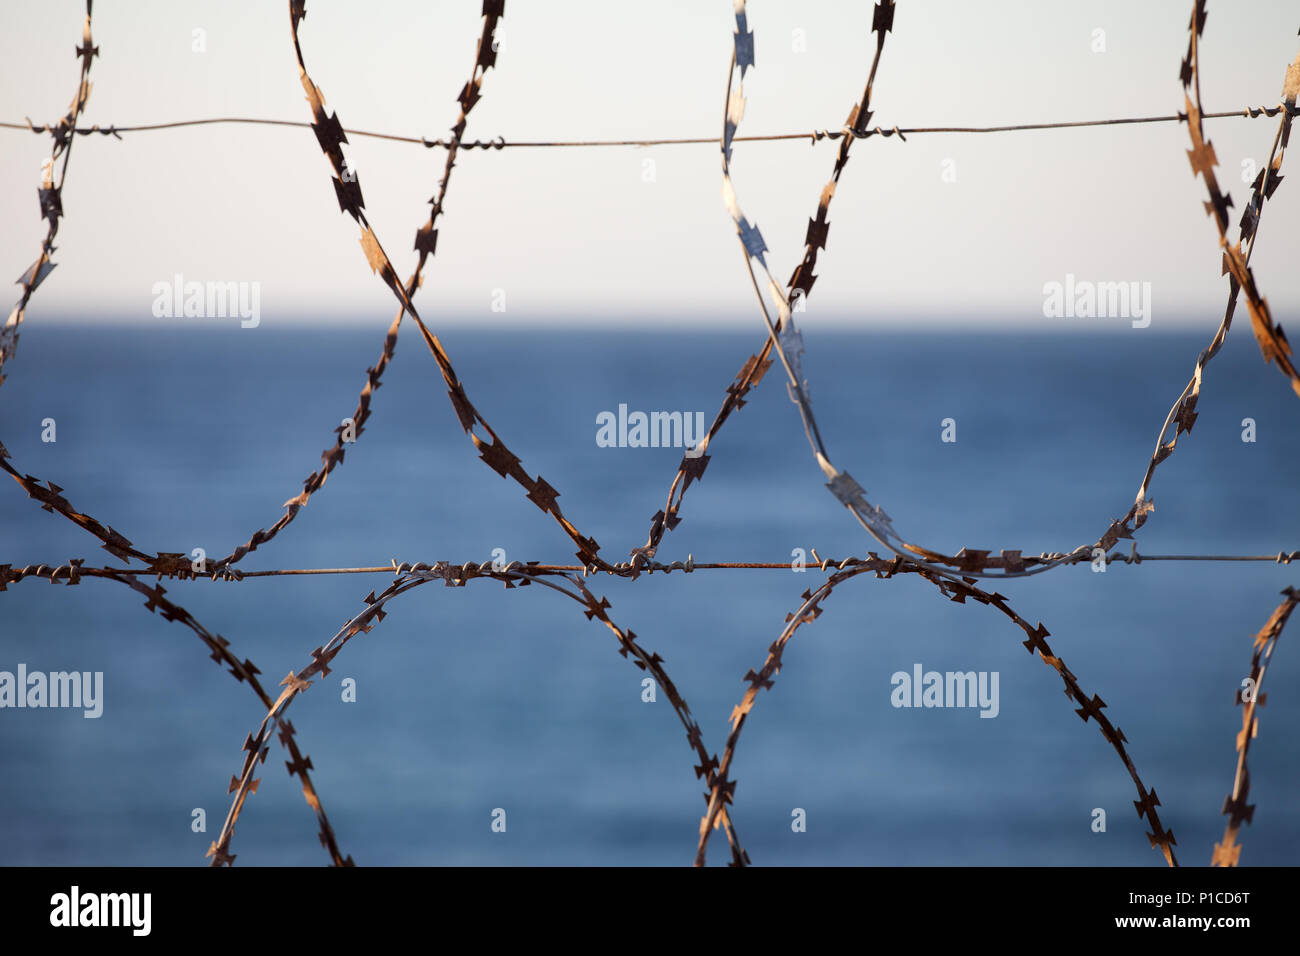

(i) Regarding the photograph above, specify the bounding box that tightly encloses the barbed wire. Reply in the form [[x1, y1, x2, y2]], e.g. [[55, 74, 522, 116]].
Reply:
[[3, 0, 1299, 868], [702, 0, 1300, 589], [0, 1, 356, 868], [206, 0, 505, 574], [1212, 586, 1298, 866], [1180, 2, 1300, 400], [3, 104, 1296, 149], [1091, 27, 1300, 571], [694, 558, 1183, 866], [200, 0, 749, 866], [4, 548, 1298, 589], [697, 0, 1295, 865], [710, 0, 1096, 585], [0, 1, 96, 388], [284, 0, 625, 578], [108, 566, 353, 867], [206, 559, 749, 868]]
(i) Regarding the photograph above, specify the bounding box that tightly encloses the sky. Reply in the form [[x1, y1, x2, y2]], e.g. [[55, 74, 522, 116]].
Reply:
[[1, 0, 1298, 329]]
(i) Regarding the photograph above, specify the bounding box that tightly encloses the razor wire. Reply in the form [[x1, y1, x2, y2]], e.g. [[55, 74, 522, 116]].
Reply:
[[2, 0, 1298, 868], [694, 559, 1181, 866], [1211, 586, 1298, 867]]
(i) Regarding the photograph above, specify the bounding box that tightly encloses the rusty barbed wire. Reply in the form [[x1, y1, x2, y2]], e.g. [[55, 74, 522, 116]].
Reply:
[[5, 104, 1296, 149], [0, 442, 153, 565], [4, 0, 1299, 868], [630, 0, 890, 566], [205, 0, 504, 572], [564, 573, 748, 866], [1180, 2, 1300, 400], [1211, 585, 1298, 867], [0, 0, 512, 581], [10, 540, 1278, 866], [5, 547, 1298, 588], [2, 0, 523, 863], [8, 3, 1293, 588], [0, 554, 354, 866], [0, 1, 161, 577], [206, 567, 428, 866], [106, 570, 353, 867], [694, 554, 1179, 867], [0, 3, 353, 868], [0, 1, 96, 388], [690, 0, 1300, 864], [705, 0, 1298, 595], [208, 561, 747, 867], [285, 0, 617, 575], [707, 1, 1093, 582], [712, 0, 1090, 583], [1086, 30, 1300, 564], [695, 559, 879, 867]]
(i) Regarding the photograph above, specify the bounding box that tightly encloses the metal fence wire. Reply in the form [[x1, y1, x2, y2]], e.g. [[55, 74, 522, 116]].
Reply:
[[2, 0, 1298, 867]]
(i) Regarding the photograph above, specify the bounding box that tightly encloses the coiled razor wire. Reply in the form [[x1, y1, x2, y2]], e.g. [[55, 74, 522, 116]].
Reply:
[[2, 0, 1298, 867]]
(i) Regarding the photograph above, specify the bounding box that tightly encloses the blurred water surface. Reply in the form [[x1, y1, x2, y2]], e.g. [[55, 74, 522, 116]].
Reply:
[[0, 322, 1296, 865]]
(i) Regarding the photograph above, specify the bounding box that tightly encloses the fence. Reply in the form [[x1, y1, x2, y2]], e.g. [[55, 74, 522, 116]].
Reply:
[[2, 0, 1298, 867]]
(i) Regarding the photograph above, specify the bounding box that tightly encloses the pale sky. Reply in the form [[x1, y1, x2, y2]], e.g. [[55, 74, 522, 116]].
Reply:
[[2, 0, 1298, 328]]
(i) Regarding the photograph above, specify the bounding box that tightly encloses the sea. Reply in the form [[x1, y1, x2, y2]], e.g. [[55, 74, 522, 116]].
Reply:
[[0, 321, 1297, 866]]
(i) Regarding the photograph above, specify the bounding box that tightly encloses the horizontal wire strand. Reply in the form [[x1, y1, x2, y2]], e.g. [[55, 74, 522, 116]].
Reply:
[[5, 550, 1297, 583], [2, 104, 1294, 148]]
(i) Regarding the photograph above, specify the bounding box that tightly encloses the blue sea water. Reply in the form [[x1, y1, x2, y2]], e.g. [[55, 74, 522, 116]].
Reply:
[[0, 321, 1297, 866]]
